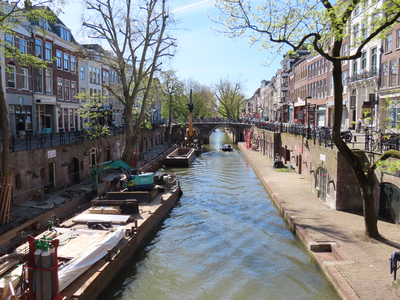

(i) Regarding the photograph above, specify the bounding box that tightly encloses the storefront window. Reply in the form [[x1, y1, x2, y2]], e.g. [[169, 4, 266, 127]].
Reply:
[[388, 102, 400, 127]]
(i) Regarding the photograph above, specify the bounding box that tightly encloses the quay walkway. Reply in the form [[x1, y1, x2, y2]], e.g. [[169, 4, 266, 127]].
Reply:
[[239, 142, 400, 300]]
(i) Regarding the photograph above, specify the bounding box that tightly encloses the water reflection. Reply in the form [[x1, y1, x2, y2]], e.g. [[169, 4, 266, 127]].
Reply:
[[98, 130, 339, 300]]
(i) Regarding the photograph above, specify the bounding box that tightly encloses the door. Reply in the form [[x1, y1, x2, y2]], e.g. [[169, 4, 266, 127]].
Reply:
[[48, 161, 55, 190], [72, 157, 80, 184], [318, 168, 327, 203], [380, 183, 400, 224], [298, 155, 302, 174]]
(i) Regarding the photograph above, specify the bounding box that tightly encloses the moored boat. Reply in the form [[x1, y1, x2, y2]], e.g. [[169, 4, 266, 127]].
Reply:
[[163, 147, 196, 167]]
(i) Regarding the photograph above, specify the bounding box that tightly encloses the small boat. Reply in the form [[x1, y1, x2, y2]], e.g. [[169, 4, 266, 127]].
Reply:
[[220, 144, 233, 151]]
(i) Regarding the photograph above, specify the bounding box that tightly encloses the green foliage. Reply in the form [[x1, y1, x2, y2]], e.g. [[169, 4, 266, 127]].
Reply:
[[76, 92, 112, 139], [214, 78, 245, 119]]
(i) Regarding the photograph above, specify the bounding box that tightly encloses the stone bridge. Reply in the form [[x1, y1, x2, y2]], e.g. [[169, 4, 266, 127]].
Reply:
[[170, 121, 252, 144]]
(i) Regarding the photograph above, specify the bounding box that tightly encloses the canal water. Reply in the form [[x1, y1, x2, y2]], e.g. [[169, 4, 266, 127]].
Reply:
[[98, 130, 339, 300]]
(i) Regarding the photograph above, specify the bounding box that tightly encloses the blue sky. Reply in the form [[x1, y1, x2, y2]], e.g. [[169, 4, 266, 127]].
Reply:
[[61, 0, 281, 98]]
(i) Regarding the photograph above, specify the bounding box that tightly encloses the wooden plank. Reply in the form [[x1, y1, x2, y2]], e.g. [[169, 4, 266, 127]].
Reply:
[[72, 214, 130, 224]]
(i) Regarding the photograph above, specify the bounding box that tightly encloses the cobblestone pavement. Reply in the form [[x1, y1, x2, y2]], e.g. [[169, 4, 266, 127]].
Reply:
[[238, 142, 400, 300]]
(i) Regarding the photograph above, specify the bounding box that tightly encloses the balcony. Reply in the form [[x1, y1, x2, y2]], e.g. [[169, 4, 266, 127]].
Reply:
[[348, 68, 379, 83]]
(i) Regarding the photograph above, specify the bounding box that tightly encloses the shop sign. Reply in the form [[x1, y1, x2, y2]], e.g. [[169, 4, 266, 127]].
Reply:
[[350, 96, 356, 109], [47, 150, 56, 158]]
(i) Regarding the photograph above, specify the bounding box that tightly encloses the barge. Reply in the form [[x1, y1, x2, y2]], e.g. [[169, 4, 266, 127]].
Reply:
[[0, 176, 182, 300], [163, 147, 196, 168]]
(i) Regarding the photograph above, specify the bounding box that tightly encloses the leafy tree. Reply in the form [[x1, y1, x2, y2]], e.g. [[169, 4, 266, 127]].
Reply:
[[213, 0, 400, 238], [214, 78, 245, 120], [159, 70, 184, 143], [76, 92, 112, 139], [183, 78, 217, 119], [80, 0, 176, 165]]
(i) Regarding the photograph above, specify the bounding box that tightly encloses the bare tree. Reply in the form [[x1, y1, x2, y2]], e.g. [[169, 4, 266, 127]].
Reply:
[[213, 0, 400, 238], [81, 0, 176, 165]]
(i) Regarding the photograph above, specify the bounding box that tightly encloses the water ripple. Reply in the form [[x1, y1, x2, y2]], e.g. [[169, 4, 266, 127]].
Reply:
[[98, 132, 339, 300]]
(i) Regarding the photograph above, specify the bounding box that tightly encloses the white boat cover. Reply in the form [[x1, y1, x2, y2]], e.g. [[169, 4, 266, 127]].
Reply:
[[58, 226, 126, 291]]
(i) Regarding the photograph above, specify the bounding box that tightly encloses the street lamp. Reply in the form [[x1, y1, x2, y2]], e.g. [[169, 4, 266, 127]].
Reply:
[[279, 102, 284, 132], [305, 96, 312, 139]]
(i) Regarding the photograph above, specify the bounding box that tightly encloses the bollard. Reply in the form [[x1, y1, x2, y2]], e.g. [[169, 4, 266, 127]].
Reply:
[[354, 136, 357, 142]]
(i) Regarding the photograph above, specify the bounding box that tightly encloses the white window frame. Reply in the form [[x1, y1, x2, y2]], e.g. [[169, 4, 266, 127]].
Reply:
[[21, 68, 29, 90], [19, 38, 26, 54], [63, 53, 69, 71], [45, 42, 52, 61], [56, 51, 62, 69], [7, 65, 16, 88], [57, 78, 63, 100], [5, 34, 13, 46], [45, 68, 52, 93]]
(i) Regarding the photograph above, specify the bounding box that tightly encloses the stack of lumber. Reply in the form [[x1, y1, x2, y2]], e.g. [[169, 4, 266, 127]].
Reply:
[[0, 263, 24, 299], [0, 173, 13, 225], [88, 206, 121, 214]]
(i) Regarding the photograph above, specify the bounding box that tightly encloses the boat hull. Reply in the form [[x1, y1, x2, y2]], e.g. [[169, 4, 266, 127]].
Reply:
[[163, 147, 196, 168]]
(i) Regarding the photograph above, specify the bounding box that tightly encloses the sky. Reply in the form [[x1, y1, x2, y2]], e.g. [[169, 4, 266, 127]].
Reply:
[[61, 0, 282, 98]]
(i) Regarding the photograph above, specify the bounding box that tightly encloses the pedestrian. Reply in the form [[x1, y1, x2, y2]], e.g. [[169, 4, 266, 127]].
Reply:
[[273, 153, 281, 168], [357, 117, 363, 133], [16, 119, 25, 141]]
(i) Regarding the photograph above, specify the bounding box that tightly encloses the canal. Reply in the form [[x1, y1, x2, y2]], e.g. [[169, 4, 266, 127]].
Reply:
[[98, 130, 339, 300]]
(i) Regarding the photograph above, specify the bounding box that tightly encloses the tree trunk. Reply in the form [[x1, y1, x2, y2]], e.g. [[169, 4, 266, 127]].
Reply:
[[331, 59, 380, 238]]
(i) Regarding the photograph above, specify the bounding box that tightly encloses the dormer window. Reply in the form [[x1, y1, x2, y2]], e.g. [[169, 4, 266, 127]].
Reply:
[[39, 17, 48, 30], [60, 27, 71, 42]]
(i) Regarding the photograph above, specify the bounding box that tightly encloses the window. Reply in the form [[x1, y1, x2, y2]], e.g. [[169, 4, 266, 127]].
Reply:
[[63, 54, 69, 71], [354, 6, 359, 16], [80, 67, 85, 80], [362, 20, 368, 40], [89, 66, 93, 83], [353, 24, 360, 44], [71, 82, 77, 101], [390, 60, 397, 87], [80, 87, 86, 94], [342, 44, 348, 65], [39, 17, 48, 30], [65, 80, 70, 101], [7, 65, 16, 88], [56, 51, 62, 69], [353, 59, 358, 74], [60, 27, 71, 42], [342, 71, 348, 93], [324, 79, 327, 97], [371, 48, 377, 70], [57, 78, 63, 99], [70, 57, 76, 73], [19, 39, 26, 54], [361, 52, 367, 69], [35, 39, 42, 58], [45, 43, 51, 61], [45, 69, 52, 93], [329, 76, 333, 96], [96, 68, 100, 84], [386, 34, 393, 52], [397, 29, 400, 49], [5, 34, 13, 46], [381, 63, 388, 87], [35, 68, 43, 92], [21, 68, 28, 90]]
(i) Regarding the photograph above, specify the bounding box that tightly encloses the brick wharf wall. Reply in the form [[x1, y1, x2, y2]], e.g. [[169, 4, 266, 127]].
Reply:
[[254, 127, 366, 211], [1, 128, 166, 204]]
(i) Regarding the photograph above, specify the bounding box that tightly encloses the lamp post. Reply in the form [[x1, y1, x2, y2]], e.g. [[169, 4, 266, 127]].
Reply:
[[305, 96, 312, 139]]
